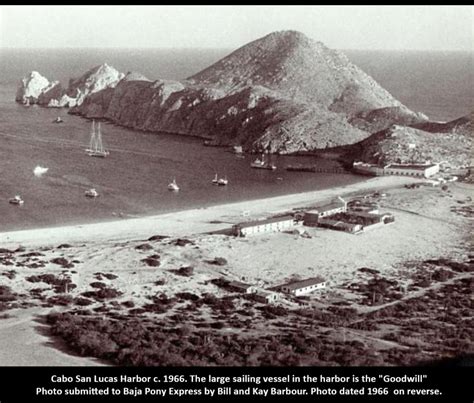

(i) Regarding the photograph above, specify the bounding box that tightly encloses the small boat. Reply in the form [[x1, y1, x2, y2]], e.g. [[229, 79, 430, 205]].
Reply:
[[250, 153, 277, 170], [9, 195, 24, 205], [211, 173, 219, 185], [168, 179, 179, 191], [85, 121, 109, 157], [53, 116, 63, 123], [217, 176, 228, 186], [85, 188, 99, 198]]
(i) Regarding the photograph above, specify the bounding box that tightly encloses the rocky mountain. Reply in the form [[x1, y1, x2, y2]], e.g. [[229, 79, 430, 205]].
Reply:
[[18, 31, 431, 153], [16, 64, 124, 108], [346, 112, 473, 168]]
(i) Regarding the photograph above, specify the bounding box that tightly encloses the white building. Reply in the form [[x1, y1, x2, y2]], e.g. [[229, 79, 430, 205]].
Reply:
[[303, 197, 347, 226], [281, 277, 327, 296], [383, 163, 440, 178], [228, 281, 256, 294], [253, 291, 279, 304], [232, 215, 296, 237]]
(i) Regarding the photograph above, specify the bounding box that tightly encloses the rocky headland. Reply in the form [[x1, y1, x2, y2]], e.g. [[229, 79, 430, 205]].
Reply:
[[16, 31, 471, 166]]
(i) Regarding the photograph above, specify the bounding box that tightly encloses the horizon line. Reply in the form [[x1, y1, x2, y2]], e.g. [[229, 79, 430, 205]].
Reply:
[[1, 46, 472, 53]]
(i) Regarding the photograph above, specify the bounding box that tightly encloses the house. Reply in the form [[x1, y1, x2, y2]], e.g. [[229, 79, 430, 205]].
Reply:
[[232, 215, 296, 237], [281, 277, 327, 296], [228, 280, 256, 294], [383, 163, 440, 178], [303, 197, 347, 226], [317, 218, 363, 234], [253, 291, 279, 304], [348, 211, 393, 222]]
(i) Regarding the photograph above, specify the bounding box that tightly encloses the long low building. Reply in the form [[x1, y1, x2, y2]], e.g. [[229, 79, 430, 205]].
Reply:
[[232, 215, 296, 237], [353, 161, 440, 178], [281, 276, 327, 296], [384, 163, 440, 178]]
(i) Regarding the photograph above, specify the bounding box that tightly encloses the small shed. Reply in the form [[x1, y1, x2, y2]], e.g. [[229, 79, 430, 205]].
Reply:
[[253, 291, 279, 304], [228, 280, 256, 294]]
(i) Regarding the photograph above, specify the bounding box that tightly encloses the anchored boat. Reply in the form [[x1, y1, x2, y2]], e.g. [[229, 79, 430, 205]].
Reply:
[[9, 195, 24, 205], [168, 179, 180, 191], [250, 153, 276, 170], [85, 121, 109, 157], [85, 188, 99, 198]]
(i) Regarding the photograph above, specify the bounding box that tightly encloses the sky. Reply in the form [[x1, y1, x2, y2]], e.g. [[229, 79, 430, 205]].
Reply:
[[0, 5, 472, 51]]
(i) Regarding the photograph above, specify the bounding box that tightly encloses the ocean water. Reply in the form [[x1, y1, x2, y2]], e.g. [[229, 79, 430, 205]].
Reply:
[[0, 48, 471, 232]]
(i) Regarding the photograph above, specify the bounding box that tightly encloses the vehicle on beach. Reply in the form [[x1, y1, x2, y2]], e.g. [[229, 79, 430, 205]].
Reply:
[[85, 188, 99, 198], [168, 179, 180, 191], [86, 120, 109, 157], [250, 153, 276, 170], [9, 195, 24, 205]]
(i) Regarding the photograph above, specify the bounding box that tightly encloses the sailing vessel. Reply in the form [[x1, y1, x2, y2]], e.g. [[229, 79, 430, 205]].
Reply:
[[168, 179, 180, 191], [9, 195, 24, 205], [250, 153, 277, 170], [85, 188, 99, 198], [212, 173, 218, 184], [85, 121, 109, 157], [53, 116, 63, 123]]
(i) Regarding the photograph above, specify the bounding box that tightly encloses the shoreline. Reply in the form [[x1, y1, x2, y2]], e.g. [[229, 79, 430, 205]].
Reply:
[[0, 175, 417, 248]]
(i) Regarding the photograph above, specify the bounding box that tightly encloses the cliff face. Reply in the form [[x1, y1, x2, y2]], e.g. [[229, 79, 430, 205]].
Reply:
[[18, 31, 430, 153]]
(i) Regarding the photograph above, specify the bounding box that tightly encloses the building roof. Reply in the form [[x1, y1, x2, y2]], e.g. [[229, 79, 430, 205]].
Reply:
[[318, 218, 360, 227], [235, 215, 294, 229], [349, 211, 392, 219], [228, 281, 253, 290], [283, 276, 326, 290], [254, 290, 275, 298], [385, 163, 438, 170], [312, 199, 346, 213]]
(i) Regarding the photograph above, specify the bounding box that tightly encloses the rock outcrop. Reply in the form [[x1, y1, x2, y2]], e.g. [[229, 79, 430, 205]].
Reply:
[[346, 112, 473, 168], [18, 31, 432, 154], [16, 63, 124, 108], [15, 71, 57, 105]]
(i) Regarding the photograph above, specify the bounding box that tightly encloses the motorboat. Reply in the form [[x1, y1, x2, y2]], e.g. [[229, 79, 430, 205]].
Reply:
[[168, 179, 180, 191], [217, 176, 228, 186], [250, 153, 276, 170], [85, 188, 99, 198], [9, 195, 24, 205]]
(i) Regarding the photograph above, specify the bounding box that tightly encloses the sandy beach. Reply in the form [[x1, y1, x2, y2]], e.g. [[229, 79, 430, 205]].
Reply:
[[0, 175, 472, 366], [1, 176, 416, 248]]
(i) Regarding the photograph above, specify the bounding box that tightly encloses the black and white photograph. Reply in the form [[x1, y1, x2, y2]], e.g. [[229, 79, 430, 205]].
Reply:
[[0, 4, 472, 386]]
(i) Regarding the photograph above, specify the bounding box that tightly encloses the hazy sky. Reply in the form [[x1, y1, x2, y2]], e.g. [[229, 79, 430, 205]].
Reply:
[[1, 6, 472, 51]]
